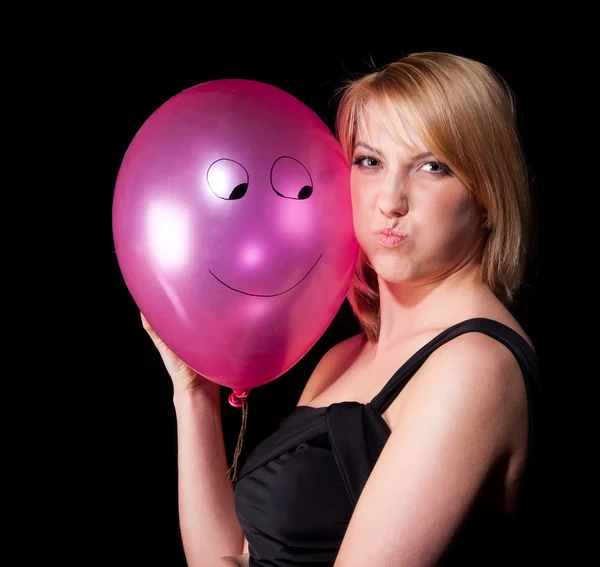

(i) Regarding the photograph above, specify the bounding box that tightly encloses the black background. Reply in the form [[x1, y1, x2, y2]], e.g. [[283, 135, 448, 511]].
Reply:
[[95, 38, 576, 565]]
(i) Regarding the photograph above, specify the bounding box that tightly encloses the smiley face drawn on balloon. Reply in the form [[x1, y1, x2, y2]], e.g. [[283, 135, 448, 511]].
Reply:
[[112, 78, 358, 391], [205, 156, 322, 297]]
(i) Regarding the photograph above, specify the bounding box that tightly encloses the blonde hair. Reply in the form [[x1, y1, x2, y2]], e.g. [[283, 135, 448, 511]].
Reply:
[[335, 51, 532, 342]]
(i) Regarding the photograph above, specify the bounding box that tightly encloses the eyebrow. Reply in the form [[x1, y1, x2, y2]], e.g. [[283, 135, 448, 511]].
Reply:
[[353, 141, 433, 162]]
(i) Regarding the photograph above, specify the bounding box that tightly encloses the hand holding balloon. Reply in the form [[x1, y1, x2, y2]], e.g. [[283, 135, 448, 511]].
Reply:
[[141, 311, 219, 398]]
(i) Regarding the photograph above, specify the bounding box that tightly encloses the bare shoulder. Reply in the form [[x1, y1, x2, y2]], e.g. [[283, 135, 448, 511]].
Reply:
[[297, 333, 365, 406], [382, 329, 531, 507], [440, 328, 524, 366], [412, 330, 528, 421]]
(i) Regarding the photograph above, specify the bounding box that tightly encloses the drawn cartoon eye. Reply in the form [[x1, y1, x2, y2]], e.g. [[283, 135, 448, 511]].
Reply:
[[207, 159, 249, 200], [270, 156, 313, 200]]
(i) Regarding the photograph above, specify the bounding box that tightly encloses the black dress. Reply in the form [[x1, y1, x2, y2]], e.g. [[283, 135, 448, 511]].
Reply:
[[234, 318, 542, 566]]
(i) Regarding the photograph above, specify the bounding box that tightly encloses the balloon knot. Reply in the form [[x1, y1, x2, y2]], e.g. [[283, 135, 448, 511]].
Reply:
[[228, 389, 250, 408]]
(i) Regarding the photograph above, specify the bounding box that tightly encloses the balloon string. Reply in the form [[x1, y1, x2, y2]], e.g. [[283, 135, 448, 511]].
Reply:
[[226, 398, 248, 484]]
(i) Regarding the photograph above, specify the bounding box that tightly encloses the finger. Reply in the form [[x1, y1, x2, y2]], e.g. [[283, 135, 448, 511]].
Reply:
[[141, 312, 156, 336]]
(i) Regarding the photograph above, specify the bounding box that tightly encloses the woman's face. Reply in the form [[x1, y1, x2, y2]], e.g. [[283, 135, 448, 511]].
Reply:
[[350, 101, 484, 287]]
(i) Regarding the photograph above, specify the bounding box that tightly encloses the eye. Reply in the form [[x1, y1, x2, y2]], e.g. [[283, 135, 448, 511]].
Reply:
[[352, 155, 381, 169], [271, 156, 313, 200], [207, 158, 249, 200], [420, 161, 452, 176]]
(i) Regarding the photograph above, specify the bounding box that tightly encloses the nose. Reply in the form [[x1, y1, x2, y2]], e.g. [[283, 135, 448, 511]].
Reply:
[[377, 174, 408, 218]]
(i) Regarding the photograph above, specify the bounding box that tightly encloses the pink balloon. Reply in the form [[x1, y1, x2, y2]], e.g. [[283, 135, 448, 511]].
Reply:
[[112, 79, 358, 400]]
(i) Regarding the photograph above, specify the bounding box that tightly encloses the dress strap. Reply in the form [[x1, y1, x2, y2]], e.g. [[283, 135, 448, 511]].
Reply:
[[370, 318, 541, 415]]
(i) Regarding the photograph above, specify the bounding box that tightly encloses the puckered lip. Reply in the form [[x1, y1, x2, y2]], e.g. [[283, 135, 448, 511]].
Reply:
[[375, 227, 408, 238]]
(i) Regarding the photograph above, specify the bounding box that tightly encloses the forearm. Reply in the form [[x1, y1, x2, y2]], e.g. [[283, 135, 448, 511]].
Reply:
[[174, 388, 244, 566]]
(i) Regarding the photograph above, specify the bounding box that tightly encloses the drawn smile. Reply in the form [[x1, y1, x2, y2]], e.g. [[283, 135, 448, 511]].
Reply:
[[208, 253, 322, 297]]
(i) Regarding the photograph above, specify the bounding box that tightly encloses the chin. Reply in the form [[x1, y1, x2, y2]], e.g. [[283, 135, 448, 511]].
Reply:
[[367, 252, 412, 285]]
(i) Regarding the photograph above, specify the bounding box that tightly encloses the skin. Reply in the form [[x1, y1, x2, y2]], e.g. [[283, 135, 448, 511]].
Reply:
[[213, 556, 249, 566], [221, 101, 531, 566], [351, 111, 485, 305]]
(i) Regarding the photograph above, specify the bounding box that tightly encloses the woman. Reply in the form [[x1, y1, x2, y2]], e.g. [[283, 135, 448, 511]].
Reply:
[[143, 51, 542, 566]]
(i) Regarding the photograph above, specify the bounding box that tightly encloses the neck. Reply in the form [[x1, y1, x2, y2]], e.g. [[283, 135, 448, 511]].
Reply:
[[375, 262, 485, 350]]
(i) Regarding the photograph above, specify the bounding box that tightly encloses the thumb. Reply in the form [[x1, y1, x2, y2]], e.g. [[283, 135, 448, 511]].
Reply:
[[141, 312, 163, 345]]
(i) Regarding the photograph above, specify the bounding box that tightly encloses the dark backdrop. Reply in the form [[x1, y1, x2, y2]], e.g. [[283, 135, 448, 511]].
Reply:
[[99, 42, 570, 565]]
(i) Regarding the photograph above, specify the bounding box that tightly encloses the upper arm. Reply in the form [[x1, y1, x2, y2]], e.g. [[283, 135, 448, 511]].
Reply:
[[296, 333, 364, 406], [334, 334, 526, 567]]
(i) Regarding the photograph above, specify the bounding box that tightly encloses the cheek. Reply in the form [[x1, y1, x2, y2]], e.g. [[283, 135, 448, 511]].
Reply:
[[350, 186, 372, 236], [433, 192, 482, 246], [350, 173, 376, 211], [451, 192, 482, 230]]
